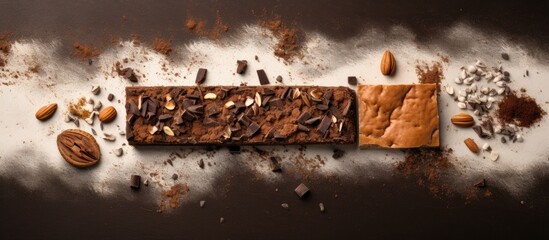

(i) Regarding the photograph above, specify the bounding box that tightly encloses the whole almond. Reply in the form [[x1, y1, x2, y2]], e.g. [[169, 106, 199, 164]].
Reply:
[[464, 138, 480, 154], [451, 113, 475, 127], [380, 50, 396, 76], [98, 106, 117, 123], [35, 103, 58, 121]]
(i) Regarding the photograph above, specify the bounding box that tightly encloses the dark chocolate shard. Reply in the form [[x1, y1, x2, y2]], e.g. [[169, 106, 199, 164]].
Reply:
[[206, 107, 220, 117], [195, 68, 207, 84], [348, 76, 358, 85], [158, 114, 173, 121], [305, 116, 322, 125], [341, 100, 351, 116], [257, 69, 270, 85], [187, 94, 200, 99], [262, 95, 272, 107], [474, 178, 486, 188], [236, 60, 247, 74], [141, 101, 149, 117], [269, 98, 283, 108], [276, 75, 283, 83], [129, 102, 140, 115], [332, 149, 345, 159], [246, 122, 260, 137], [294, 183, 310, 198], [237, 113, 252, 126], [316, 104, 329, 111], [174, 115, 184, 125], [297, 111, 311, 124], [187, 104, 204, 115], [281, 87, 290, 99], [472, 125, 489, 138], [329, 106, 343, 119], [317, 115, 332, 135], [263, 88, 275, 96], [324, 90, 333, 102], [198, 159, 205, 169], [183, 98, 196, 108], [203, 118, 218, 126], [130, 175, 141, 190], [122, 68, 138, 82], [147, 100, 157, 114], [181, 110, 197, 121], [270, 156, 282, 172], [297, 124, 310, 132], [273, 131, 287, 140]]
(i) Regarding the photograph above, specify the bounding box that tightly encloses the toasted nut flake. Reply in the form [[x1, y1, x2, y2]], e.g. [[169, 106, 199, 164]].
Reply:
[[163, 126, 175, 136], [301, 93, 311, 107], [245, 97, 255, 107], [464, 138, 480, 154], [293, 88, 301, 100], [255, 92, 262, 107], [204, 93, 217, 100], [138, 95, 143, 110], [93, 101, 102, 111], [165, 100, 176, 110], [223, 126, 232, 139], [91, 85, 101, 95], [482, 142, 491, 151], [331, 115, 337, 123], [224, 101, 235, 109], [309, 88, 323, 99], [490, 151, 499, 161], [166, 94, 173, 102], [113, 148, 123, 157], [148, 126, 158, 135], [102, 133, 116, 141]]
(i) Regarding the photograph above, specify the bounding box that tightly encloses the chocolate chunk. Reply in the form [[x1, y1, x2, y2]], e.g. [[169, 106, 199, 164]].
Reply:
[[166, 159, 173, 166], [236, 60, 247, 74], [297, 111, 311, 124], [262, 95, 272, 107], [182, 99, 196, 108], [206, 107, 220, 117], [317, 115, 332, 135], [187, 94, 200, 99], [324, 90, 333, 102], [127, 113, 136, 125], [108, 93, 114, 101], [316, 104, 329, 111], [276, 75, 283, 83], [257, 69, 269, 85], [228, 145, 241, 154], [237, 113, 252, 126], [332, 149, 345, 159], [122, 68, 138, 82], [270, 156, 282, 172], [269, 98, 283, 108], [158, 114, 173, 121], [246, 122, 260, 137], [203, 118, 218, 126], [329, 106, 343, 119], [472, 125, 489, 138], [130, 175, 141, 189], [474, 178, 486, 188], [263, 88, 275, 96], [172, 173, 178, 180], [181, 110, 197, 121], [294, 183, 310, 198], [129, 102, 140, 115], [188, 104, 204, 115], [501, 136, 507, 143], [305, 116, 322, 125], [273, 131, 288, 140], [140, 101, 149, 117], [297, 124, 310, 132], [198, 159, 205, 169], [348, 76, 358, 86], [195, 68, 207, 84], [341, 100, 351, 116], [501, 53, 510, 60], [281, 87, 290, 99]]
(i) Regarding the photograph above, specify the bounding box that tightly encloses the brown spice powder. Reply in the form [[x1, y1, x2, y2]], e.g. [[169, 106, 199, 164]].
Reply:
[[152, 38, 172, 55], [68, 97, 92, 119], [415, 61, 444, 88], [0, 32, 12, 67], [158, 184, 190, 212], [261, 15, 303, 62], [496, 92, 546, 128], [185, 11, 229, 40], [72, 42, 100, 59]]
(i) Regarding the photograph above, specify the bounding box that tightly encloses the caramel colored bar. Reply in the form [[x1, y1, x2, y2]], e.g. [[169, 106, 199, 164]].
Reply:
[[358, 84, 439, 148], [126, 86, 356, 146]]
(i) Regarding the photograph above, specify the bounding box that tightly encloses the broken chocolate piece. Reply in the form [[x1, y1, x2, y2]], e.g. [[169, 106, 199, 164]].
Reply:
[[130, 175, 141, 189], [332, 149, 345, 159], [257, 70, 269, 85], [198, 159, 205, 169], [158, 114, 173, 121], [316, 104, 329, 111], [297, 124, 310, 132], [187, 104, 204, 115], [172, 173, 178, 180], [108, 93, 114, 101], [203, 118, 218, 126], [195, 68, 207, 84], [246, 122, 260, 137], [329, 106, 343, 119], [297, 111, 311, 124], [348, 76, 358, 86], [305, 116, 322, 125], [270, 156, 282, 172], [317, 115, 331, 135], [276, 75, 283, 83], [236, 60, 247, 74], [122, 68, 138, 82], [294, 183, 310, 198], [472, 125, 490, 138]]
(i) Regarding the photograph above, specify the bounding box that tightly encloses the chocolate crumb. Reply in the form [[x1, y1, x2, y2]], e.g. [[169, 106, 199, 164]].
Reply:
[[332, 149, 345, 159], [501, 53, 510, 60], [270, 156, 282, 172], [347, 76, 358, 86], [236, 60, 247, 74], [198, 159, 205, 169], [276, 75, 283, 83], [195, 68, 207, 84], [172, 174, 178, 180], [130, 175, 141, 189], [107, 93, 114, 101], [257, 69, 270, 85], [294, 183, 310, 198]]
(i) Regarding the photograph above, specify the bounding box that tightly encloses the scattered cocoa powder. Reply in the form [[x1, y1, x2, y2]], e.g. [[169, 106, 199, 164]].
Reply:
[[185, 11, 229, 40], [496, 92, 546, 127], [131, 34, 141, 46], [68, 97, 92, 119], [416, 61, 444, 87], [158, 183, 190, 212], [396, 148, 455, 198], [260, 15, 303, 62], [152, 38, 172, 55], [72, 42, 100, 59], [0, 32, 12, 67]]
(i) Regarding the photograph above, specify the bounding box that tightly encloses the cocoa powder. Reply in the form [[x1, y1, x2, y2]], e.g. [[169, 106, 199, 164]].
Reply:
[[185, 11, 229, 40], [158, 183, 190, 212], [496, 92, 546, 128], [152, 38, 172, 55], [416, 61, 444, 86], [72, 42, 100, 59], [0, 32, 12, 67], [261, 15, 303, 62]]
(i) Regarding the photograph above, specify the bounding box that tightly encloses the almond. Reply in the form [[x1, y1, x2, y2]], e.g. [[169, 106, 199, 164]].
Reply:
[[35, 103, 58, 121], [464, 138, 480, 154], [451, 113, 475, 127], [380, 50, 396, 76], [98, 106, 117, 123]]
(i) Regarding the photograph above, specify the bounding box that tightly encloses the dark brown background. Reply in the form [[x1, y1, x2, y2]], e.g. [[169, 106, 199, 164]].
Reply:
[[1, 0, 549, 239]]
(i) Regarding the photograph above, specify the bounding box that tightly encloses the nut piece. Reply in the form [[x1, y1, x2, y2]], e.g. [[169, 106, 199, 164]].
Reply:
[[163, 126, 175, 136], [204, 93, 217, 100], [57, 129, 100, 168], [98, 106, 117, 123], [224, 101, 235, 109], [165, 100, 176, 110], [380, 50, 396, 76], [35, 103, 58, 121], [451, 113, 475, 127], [464, 138, 480, 154]]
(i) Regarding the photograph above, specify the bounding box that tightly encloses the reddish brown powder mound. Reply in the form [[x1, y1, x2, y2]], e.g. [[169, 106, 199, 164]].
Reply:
[[261, 15, 303, 63], [152, 38, 172, 55], [72, 42, 100, 60], [158, 184, 190, 212], [0, 32, 12, 67], [396, 148, 454, 198], [68, 97, 92, 119], [496, 92, 546, 127], [415, 61, 444, 87]]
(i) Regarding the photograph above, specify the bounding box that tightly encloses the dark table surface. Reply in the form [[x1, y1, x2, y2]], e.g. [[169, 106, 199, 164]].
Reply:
[[1, 0, 548, 239]]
